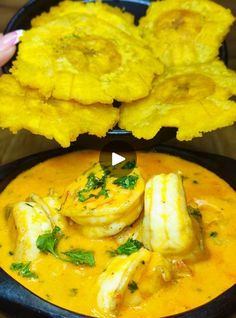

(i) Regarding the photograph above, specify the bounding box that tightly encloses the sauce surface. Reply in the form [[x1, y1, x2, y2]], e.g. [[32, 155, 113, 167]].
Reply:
[[0, 150, 235, 318]]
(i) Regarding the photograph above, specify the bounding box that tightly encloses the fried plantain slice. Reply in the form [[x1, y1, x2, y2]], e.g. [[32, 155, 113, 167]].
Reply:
[[12, 14, 163, 104], [0, 75, 119, 147], [119, 60, 236, 141], [32, 1, 136, 36], [139, 0, 235, 66]]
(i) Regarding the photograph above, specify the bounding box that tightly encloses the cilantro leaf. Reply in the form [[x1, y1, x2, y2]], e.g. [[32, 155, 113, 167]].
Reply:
[[10, 262, 38, 279], [63, 249, 95, 267], [86, 173, 100, 191], [210, 231, 218, 238], [122, 160, 136, 170], [77, 171, 109, 202], [110, 238, 143, 256], [78, 192, 96, 202], [36, 226, 62, 257], [97, 186, 109, 198], [128, 280, 138, 293], [117, 238, 143, 255], [113, 175, 139, 190]]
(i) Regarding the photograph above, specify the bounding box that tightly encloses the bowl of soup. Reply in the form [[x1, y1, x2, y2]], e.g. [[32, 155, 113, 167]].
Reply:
[[0, 145, 235, 318]]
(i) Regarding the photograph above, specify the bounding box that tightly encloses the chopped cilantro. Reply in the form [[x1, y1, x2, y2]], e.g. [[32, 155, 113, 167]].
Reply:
[[10, 262, 38, 279], [210, 231, 218, 238], [117, 238, 143, 255], [36, 228, 96, 267], [86, 173, 100, 191], [128, 281, 138, 293], [98, 187, 109, 198], [78, 192, 96, 202], [109, 238, 143, 257], [122, 160, 136, 170], [36, 226, 62, 257], [113, 175, 139, 190], [63, 249, 95, 267], [77, 171, 109, 202]]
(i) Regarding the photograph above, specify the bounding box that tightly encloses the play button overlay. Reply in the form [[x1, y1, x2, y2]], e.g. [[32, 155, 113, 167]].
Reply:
[[112, 152, 125, 166], [99, 141, 137, 178]]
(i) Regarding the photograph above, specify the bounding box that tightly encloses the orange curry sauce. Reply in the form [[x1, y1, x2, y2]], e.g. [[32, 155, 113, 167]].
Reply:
[[0, 150, 235, 318]]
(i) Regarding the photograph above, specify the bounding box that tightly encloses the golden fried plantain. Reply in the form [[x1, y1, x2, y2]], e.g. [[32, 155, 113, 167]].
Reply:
[[32, 1, 136, 36], [139, 0, 235, 66], [12, 14, 163, 104], [119, 60, 236, 141], [0, 75, 119, 147]]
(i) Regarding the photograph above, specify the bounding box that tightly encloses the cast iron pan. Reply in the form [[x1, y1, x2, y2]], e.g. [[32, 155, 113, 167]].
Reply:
[[0, 145, 235, 318], [1, 0, 228, 145]]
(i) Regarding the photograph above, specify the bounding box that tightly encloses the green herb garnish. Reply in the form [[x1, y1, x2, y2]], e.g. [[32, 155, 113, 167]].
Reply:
[[36, 228, 96, 267], [122, 160, 136, 170], [128, 281, 138, 293], [109, 238, 143, 257], [10, 262, 38, 279], [78, 192, 96, 202], [63, 249, 95, 267], [97, 187, 109, 198], [113, 175, 139, 190], [210, 231, 218, 238], [36, 226, 62, 257], [86, 173, 101, 191], [78, 171, 109, 202], [117, 238, 143, 255]]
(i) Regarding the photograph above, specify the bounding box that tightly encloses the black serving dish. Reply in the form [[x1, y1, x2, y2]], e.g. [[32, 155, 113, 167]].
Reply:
[[2, 0, 227, 143], [0, 145, 235, 318]]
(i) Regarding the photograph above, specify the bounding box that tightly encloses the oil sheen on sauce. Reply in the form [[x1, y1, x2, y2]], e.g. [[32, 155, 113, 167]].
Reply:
[[0, 150, 235, 318]]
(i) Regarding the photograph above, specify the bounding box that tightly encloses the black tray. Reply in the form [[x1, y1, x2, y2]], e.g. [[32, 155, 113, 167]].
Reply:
[[0, 145, 235, 318]]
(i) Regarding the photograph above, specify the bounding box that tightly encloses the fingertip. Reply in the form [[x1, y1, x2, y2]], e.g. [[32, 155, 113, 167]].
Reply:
[[0, 46, 16, 68]]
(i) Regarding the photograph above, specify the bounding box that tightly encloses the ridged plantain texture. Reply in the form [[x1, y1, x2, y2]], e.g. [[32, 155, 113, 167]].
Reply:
[[139, 0, 235, 66], [0, 75, 119, 147], [11, 12, 163, 104], [119, 60, 236, 141], [32, 1, 137, 36]]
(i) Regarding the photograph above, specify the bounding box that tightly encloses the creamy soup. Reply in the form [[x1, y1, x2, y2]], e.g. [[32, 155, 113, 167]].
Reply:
[[0, 150, 235, 318]]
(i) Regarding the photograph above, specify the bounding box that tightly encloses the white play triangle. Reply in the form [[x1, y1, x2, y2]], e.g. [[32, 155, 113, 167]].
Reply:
[[112, 152, 126, 166]]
